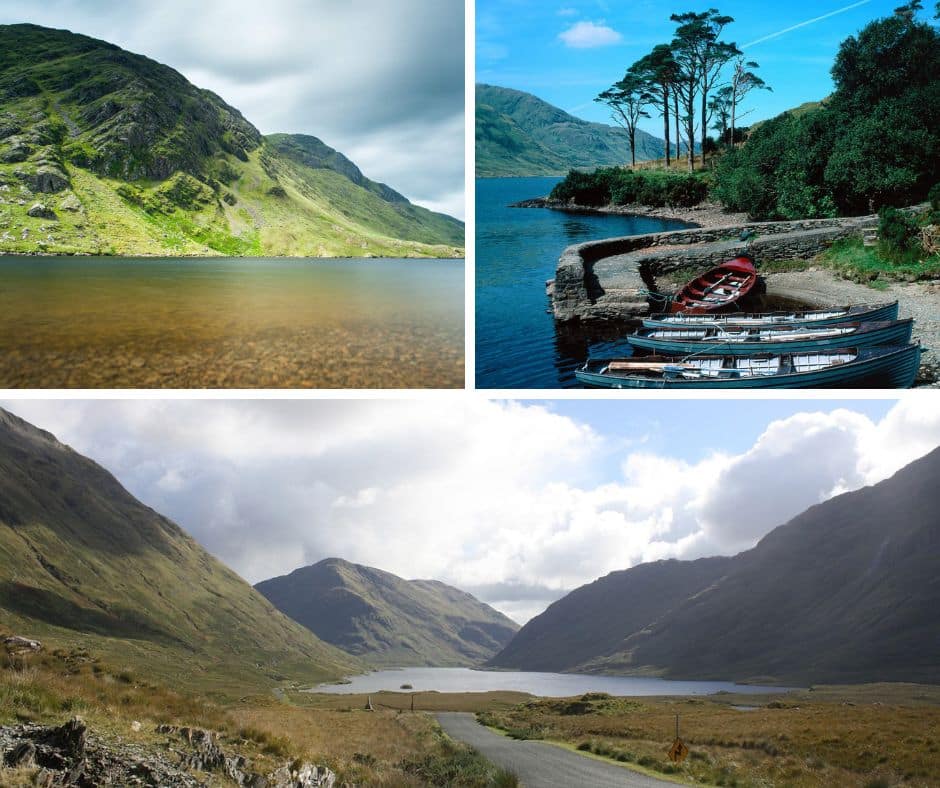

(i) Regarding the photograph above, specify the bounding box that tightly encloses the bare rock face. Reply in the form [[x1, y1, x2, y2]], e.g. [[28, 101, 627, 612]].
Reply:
[[1, 718, 203, 786], [1, 717, 339, 787], [267, 762, 336, 788], [3, 635, 42, 654], [29, 165, 69, 193], [27, 202, 57, 220]]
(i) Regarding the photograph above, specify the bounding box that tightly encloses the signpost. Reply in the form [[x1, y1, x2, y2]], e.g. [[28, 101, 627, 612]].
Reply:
[[668, 714, 689, 764]]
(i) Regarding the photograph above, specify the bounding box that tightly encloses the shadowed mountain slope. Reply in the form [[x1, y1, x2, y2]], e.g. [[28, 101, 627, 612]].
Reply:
[[256, 558, 519, 667], [491, 447, 940, 685], [0, 407, 360, 694]]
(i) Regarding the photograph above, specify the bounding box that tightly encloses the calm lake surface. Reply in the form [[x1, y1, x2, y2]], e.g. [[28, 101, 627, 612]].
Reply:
[[475, 177, 691, 389], [313, 667, 790, 697], [0, 256, 463, 388]]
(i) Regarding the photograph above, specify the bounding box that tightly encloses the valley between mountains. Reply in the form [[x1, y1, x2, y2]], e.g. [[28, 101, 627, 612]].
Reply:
[[1, 407, 939, 786]]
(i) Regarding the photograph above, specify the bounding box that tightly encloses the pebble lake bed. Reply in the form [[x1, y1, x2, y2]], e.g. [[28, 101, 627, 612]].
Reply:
[[0, 255, 464, 388]]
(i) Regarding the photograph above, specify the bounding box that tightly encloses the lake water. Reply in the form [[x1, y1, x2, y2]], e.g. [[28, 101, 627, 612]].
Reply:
[[312, 667, 790, 697], [475, 177, 692, 388], [0, 256, 463, 388]]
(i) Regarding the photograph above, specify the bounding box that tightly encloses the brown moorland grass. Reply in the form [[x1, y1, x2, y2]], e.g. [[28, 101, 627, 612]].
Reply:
[[0, 648, 513, 786], [296, 690, 533, 713], [479, 687, 940, 788]]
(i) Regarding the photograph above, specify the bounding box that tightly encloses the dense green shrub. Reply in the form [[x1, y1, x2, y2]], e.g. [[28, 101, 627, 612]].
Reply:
[[929, 183, 940, 213], [550, 168, 707, 208], [712, 11, 939, 219], [878, 206, 920, 253]]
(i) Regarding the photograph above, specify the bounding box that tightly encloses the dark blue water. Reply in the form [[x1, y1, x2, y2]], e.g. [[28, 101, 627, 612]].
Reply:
[[475, 177, 692, 388]]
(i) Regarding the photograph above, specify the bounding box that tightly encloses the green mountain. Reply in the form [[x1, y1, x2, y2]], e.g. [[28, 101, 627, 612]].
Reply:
[[256, 558, 519, 668], [0, 23, 463, 257], [476, 84, 667, 177], [491, 447, 940, 685], [0, 407, 361, 694]]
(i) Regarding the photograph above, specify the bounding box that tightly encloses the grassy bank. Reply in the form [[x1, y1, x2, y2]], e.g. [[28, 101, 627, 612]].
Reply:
[[759, 237, 940, 287], [0, 646, 516, 787], [476, 686, 940, 788]]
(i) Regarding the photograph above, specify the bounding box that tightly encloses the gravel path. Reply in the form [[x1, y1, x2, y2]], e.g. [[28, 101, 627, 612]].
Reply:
[[436, 713, 676, 788], [765, 269, 940, 387]]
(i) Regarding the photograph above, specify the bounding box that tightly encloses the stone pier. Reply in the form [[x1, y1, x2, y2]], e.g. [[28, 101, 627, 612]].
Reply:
[[548, 215, 878, 323]]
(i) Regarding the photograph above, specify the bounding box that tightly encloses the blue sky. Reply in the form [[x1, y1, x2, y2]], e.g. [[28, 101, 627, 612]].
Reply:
[[543, 398, 895, 482], [477, 0, 928, 139]]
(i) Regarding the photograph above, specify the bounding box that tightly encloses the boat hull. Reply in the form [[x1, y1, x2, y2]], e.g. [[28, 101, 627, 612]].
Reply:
[[668, 256, 758, 314], [575, 345, 922, 389], [627, 320, 913, 356], [644, 301, 899, 329]]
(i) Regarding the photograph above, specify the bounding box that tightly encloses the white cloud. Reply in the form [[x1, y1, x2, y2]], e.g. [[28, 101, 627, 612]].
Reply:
[[2, 398, 938, 624], [558, 20, 622, 49]]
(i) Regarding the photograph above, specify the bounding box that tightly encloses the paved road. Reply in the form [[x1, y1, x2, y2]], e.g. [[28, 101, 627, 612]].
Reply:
[[436, 712, 676, 788]]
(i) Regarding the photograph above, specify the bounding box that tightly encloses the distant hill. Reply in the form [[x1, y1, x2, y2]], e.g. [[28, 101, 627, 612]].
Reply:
[[476, 84, 668, 177], [0, 407, 360, 694], [256, 558, 519, 667], [490, 447, 940, 685], [0, 23, 463, 257]]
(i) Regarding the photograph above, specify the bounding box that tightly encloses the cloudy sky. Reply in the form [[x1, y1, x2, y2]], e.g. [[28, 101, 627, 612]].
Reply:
[[477, 0, 915, 140], [0, 0, 465, 219], [4, 397, 939, 624]]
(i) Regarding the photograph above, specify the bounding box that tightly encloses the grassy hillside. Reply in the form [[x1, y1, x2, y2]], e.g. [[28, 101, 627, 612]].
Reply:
[[256, 558, 519, 667], [0, 23, 463, 257], [491, 447, 940, 685], [0, 407, 361, 696], [476, 84, 668, 177]]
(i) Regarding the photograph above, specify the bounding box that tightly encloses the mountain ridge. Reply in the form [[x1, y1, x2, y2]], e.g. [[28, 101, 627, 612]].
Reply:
[[0, 406, 361, 694], [256, 557, 520, 668], [476, 83, 668, 177], [490, 447, 940, 685], [0, 23, 463, 257]]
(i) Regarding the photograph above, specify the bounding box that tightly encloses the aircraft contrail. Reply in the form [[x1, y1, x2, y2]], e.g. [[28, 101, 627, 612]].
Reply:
[[742, 0, 872, 48]]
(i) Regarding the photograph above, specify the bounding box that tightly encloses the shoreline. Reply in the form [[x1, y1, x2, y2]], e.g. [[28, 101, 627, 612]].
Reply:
[[0, 251, 465, 260], [511, 195, 749, 230], [762, 269, 940, 388]]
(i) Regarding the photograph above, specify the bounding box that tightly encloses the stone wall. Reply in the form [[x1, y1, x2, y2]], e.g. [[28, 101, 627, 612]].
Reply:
[[549, 215, 878, 323]]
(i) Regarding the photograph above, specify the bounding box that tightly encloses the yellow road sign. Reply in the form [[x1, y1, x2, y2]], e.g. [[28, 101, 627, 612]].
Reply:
[[668, 738, 689, 763]]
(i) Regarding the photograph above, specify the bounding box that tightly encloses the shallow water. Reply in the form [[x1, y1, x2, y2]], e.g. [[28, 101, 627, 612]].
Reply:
[[0, 256, 464, 388], [475, 176, 692, 389], [312, 666, 791, 697]]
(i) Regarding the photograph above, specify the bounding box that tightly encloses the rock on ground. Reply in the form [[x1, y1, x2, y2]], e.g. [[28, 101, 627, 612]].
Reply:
[[1, 718, 338, 788]]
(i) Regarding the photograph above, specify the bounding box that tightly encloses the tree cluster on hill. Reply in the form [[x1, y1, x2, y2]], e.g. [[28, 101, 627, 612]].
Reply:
[[713, 3, 939, 219], [596, 9, 768, 171]]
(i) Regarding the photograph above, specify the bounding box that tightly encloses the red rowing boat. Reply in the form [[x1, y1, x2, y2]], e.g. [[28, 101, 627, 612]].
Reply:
[[669, 255, 757, 314]]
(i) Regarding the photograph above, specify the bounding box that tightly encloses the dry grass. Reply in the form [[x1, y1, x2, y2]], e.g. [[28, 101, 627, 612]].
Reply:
[[632, 154, 712, 173], [479, 688, 940, 787], [0, 648, 513, 786], [296, 690, 532, 713]]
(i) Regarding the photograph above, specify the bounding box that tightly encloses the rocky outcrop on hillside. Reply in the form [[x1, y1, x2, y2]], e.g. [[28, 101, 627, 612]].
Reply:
[[0, 717, 337, 787]]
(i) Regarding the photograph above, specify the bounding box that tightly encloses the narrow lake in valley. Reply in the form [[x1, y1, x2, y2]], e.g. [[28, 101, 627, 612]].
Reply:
[[312, 667, 791, 697], [0, 256, 464, 388], [475, 176, 692, 389]]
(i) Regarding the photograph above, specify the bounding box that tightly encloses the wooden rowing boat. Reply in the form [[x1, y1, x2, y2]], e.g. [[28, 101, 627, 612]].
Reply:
[[575, 345, 921, 389], [644, 301, 899, 329], [626, 319, 914, 356], [668, 255, 758, 314]]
